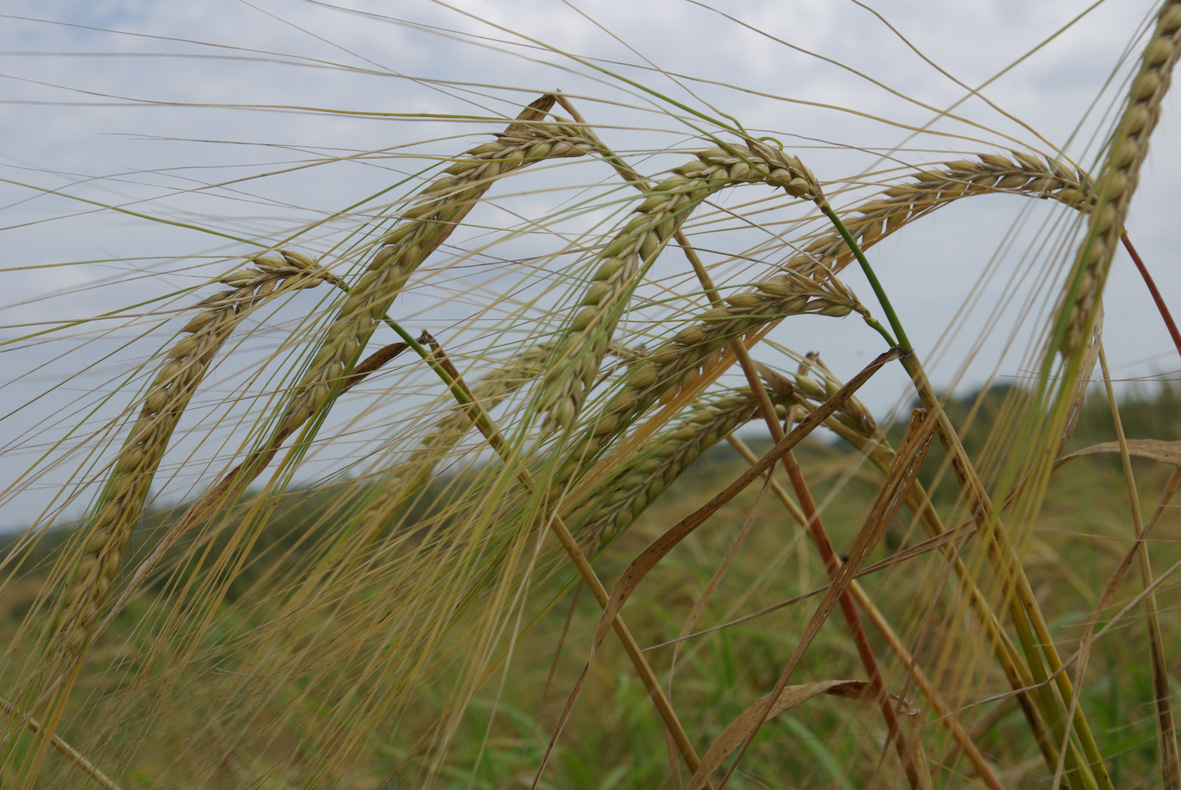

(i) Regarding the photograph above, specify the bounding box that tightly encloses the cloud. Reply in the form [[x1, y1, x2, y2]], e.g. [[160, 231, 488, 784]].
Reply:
[[1, 0, 1177, 528]]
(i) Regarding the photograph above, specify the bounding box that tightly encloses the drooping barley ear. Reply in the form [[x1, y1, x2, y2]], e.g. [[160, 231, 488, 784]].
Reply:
[[351, 340, 603, 545], [540, 138, 827, 430], [790, 152, 1095, 280], [787, 353, 879, 438], [1055, 2, 1181, 358], [550, 269, 861, 486], [265, 96, 602, 450], [566, 386, 796, 553], [52, 253, 336, 661]]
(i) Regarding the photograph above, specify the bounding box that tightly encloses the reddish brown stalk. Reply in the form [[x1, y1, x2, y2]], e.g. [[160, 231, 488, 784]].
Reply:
[[545, 349, 898, 790], [724, 412, 930, 790], [1121, 232, 1181, 360], [677, 234, 927, 789]]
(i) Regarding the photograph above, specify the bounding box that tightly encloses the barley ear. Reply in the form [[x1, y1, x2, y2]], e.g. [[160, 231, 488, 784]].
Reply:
[[52, 255, 335, 661], [566, 387, 796, 553], [791, 152, 1095, 280], [1053, 2, 1181, 359], [273, 96, 598, 444], [540, 139, 831, 430]]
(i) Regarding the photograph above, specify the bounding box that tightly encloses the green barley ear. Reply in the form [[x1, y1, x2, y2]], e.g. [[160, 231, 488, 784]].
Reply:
[[566, 386, 797, 553]]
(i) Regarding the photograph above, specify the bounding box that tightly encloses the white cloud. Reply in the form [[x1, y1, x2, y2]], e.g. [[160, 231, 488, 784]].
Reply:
[[1, 0, 1178, 528]]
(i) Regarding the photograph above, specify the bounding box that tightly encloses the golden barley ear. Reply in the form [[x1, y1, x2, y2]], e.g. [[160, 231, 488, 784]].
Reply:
[[1053, 3, 1181, 359], [51, 254, 337, 662]]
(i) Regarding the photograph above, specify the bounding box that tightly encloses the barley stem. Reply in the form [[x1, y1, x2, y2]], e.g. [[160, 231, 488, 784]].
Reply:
[[396, 331, 709, 781], [1120, 232, 1181, 360], [0, 695, 121, 790], [1096, 347, 1178, 788], [796, 380, 1065, 773], [901, 353, 1108, 790], [677, 232, 924, 786], [822, 206, 908, 351], [725, 436, 1005, 790]]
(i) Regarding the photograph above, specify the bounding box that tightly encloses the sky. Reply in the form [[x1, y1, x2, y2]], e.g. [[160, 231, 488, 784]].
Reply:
[[1, 0, 1179, 530]]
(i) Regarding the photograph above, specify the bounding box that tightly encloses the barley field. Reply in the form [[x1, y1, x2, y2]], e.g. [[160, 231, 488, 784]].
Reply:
[[2, 2, 1181, 788]]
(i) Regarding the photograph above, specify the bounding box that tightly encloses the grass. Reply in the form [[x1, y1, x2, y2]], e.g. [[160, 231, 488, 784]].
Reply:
[[2, 2, 1181, 787], [4, 386, 1178, 787]]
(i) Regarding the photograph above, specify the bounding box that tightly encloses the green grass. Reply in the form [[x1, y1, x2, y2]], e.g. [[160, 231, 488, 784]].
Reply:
[[3, 385, 1178, 787]]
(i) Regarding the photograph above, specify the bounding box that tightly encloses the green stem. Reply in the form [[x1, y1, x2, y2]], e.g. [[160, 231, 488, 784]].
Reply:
[[822, 206, 912, 352], [376, 317, 488, 428], [862, 314, 900, 348], [320, 276, 470, 407]]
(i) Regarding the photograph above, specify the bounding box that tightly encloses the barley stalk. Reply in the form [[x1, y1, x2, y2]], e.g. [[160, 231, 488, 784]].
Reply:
[[540, 138, 828, 429], [775, 364, 1069, 759], [900, 353, 1111, 789], [1054, 2, 1181, 357]]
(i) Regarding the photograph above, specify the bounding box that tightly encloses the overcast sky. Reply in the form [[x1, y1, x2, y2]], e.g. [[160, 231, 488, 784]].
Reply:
[[2, 1, 1179, 530]]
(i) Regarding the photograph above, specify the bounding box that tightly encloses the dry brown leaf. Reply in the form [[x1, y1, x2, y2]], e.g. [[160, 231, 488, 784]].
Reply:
[[534, 349, 900, 787], [687, 680, 917, 790], [1056, 439, 1181, 468]]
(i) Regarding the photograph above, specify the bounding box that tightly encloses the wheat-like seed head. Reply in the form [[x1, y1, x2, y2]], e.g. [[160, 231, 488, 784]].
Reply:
[[52, 253, 336, 660], [50, 104, 612, 667], [273, 115, 602, 443], [566, 387, 796, 553], [1055, 2, 1181, 357], [539, 139, 828, 430], [785, 354, 879, 438], [790, 152, 1095, 281], [547, 268, 860, 486]]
